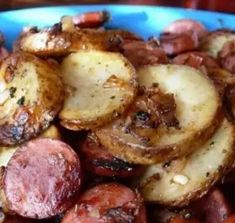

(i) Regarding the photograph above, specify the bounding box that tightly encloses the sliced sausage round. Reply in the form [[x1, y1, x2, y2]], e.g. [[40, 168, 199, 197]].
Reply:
[[172, 51, 219, 74], [169, 216, 200, 223], [121, 39, 168, 67], [3, 138, 81, 219], [160, 32, 199, 56], [0, 47, 9, 61], [224, 84, 235, 120], [72, 11, 110, 28], [80, 135, 141, 178], [61, 183, 146, 223], [190, 188, 232, 223], [218, 40, 235, 73], [3, 215, 35, 223], [222, 215, 235, 223], [164, 19, 208, 39]]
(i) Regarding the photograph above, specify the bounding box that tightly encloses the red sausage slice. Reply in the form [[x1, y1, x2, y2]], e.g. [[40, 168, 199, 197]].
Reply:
[[160, 32, 199, 55], [121, 39, 168, 67], [72, 11, 110, 28], [0, 47, 9, 61], [3, 138, 81, 219], [172, 51, 219, 74], [3, 215, 35, 223], [164, 19, 208, 39], [61, 183, 146, 223], [191, 188, 232, 223], [218, 40, 235, 73], [80, 135, 141, 177], [222, 215, 235, 223], [224, 84, 235, 120]]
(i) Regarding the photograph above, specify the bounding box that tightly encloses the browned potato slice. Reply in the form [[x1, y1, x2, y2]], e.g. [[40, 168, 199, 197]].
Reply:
[[96, 65, 221, 164], [15, 27, 141, 57], [0, 53, 64, 146], [59, 50, 137, 130], [200, 31, 235, 57], [137, 118, 235, 207]]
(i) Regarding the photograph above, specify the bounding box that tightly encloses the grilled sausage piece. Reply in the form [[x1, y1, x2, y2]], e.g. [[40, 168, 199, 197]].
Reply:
[[0, 47, 9, 61], [218, 40, 235, 73], [164, 19, 208, 39], [160, 32, 199, 56], [80, 134, 141, 177], [121, 39, 168, 68], [172, 51, 219, 74], [222, 215, 235, 223], [3, 138, 81, 219], [224, 84, 235, 120], [169, 216, 200, 223], [61, 183, 146, 223], [3, 215, 35, 223], [191, 188, 232, 223], [62, 11, 110, 28]]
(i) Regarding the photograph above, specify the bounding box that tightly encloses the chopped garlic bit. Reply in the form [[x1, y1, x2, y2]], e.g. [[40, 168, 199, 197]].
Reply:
[[0, 90, 9, 105], [89, 209, 100, 218], [173, 174, 189, 185], [61, 16, 76, 32]]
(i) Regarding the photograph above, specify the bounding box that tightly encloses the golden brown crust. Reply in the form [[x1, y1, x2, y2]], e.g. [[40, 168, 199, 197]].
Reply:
[[15, 28, 142, 57], [95, 109, 222, 164], [0, 53, 64, 146]]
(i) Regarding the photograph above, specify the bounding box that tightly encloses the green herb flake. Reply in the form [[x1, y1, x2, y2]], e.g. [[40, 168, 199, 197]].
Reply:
[[17, 96, 25, 105], [9, 87, 17, 98]]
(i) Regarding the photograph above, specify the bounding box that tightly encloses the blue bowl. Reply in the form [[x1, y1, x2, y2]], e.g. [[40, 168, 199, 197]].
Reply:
[[0, 5, 235, 49]]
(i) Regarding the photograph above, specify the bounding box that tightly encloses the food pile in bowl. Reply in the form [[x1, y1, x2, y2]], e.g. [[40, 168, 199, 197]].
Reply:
[[0, 10, 235, 223]]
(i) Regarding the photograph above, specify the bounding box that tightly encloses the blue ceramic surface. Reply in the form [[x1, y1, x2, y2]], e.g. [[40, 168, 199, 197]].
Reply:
[[0, 5, 235, 49]]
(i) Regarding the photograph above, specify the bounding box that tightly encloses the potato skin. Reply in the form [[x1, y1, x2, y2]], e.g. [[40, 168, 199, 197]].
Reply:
[[0, 53, 64, 146]]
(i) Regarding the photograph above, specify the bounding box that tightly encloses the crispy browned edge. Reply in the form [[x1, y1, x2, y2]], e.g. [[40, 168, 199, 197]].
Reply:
[[0, 53, 64, 146], [15, 29, 142, 57], [60, 53, 138, 131], [95, 106, 223, 164], [139, 119, 235, 207]]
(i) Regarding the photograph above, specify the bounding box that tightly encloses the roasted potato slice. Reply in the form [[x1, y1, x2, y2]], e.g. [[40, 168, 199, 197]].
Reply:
[[96, 65, 221, 164], [200, 31, 235, 57], [0, 53, 64, 146], [136, 118, 235, 207], [15, 27, 141, 57], [59, 50, 137, 130]]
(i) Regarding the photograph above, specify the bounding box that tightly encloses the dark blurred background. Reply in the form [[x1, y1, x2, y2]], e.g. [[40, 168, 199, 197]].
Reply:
[[0, 0, 235, 12]]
